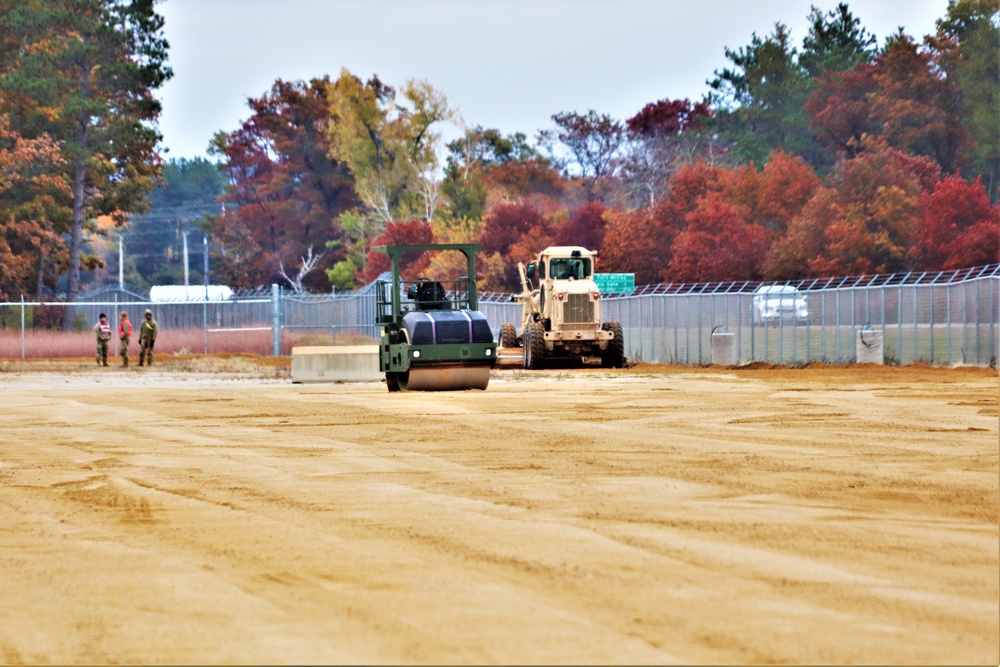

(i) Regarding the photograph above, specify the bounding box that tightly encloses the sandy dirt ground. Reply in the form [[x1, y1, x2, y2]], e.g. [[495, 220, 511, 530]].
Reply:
[[0, 358, 997, 665]]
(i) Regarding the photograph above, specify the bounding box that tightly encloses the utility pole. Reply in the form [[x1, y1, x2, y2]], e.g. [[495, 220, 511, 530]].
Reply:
[[118, 236, 124, 290], [182, 230, 190, 294], [203, 235, 209, 300]]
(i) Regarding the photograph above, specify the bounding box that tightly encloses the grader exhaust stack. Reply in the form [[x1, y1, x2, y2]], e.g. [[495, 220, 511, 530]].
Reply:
[[374, 243, 497, 392]]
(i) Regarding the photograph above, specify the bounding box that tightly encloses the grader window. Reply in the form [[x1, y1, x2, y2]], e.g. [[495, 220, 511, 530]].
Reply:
[[551, 258, 590, 280]]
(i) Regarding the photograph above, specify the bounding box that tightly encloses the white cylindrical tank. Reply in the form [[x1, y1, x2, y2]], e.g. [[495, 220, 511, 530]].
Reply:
[[856, 328, 884, 364], [711, 332, 737, 366]]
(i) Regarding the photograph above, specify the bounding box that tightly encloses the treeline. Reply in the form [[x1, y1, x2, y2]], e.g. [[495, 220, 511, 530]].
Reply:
[[207, 1, 998, 292], [0, 2, 997, 301], [0, 0, 170, 310]]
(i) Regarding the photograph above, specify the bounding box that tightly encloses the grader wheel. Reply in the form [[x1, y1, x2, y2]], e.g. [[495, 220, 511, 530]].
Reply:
[[524, 322, 546, 370], [601, 321, 626, 368], [500, 322, 519, 348]]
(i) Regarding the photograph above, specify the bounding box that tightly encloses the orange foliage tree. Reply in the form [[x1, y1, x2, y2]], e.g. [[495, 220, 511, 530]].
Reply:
[[774, 138, 940, 277]]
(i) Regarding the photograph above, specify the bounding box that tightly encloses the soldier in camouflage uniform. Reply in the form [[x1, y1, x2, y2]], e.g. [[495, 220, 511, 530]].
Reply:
[[139, 309, 158, 366], [93, 313, 111, 367], [119, 311, 132, 367]]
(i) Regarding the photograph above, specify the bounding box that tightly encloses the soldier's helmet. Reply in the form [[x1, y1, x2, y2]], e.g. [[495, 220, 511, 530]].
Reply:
[[144, 309, 153, 316]]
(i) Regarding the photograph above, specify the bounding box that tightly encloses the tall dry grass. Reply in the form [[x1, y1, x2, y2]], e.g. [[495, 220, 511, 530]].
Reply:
[[0, 328, 378, 359]]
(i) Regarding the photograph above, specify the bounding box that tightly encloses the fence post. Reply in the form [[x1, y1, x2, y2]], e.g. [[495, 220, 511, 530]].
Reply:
[[820, 292, 826, 361], [946, 284, 952, 366], [660, 294, 666, 364], [271, 284, 281, 356], [976, 279, 981, 364], [20, 294, 25, 359], [697, 295, 703, 364], [674, 295, 679, 363], [685, 296, 691, 364], [898, 286, 903, 365], [930, 285, 935, 363], [880, 285, 886, 363], [203, 300, 209, 355], [835, 290, 841, 362]]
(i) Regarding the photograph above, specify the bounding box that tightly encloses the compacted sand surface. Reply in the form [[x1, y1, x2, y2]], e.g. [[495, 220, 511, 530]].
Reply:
[[0, 360, 997, 665]]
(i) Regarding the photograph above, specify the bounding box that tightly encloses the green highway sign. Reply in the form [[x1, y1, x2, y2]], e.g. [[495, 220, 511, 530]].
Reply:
[[594, 273, 635, 294]]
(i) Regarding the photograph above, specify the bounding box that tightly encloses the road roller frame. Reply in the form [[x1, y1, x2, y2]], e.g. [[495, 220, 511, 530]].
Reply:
[[374, 243, 497, 392]]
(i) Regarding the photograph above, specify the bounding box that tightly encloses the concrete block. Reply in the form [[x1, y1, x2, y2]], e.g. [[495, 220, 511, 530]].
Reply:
[[856, 329, 884, 364], [711, 333, 738, 366], [291, 345, 382, 383]]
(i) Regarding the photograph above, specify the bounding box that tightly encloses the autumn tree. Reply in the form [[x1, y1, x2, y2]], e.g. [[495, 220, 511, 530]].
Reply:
[[551, 202, 607, 251], [809, 26, 978, 176], [774, 137, 940, 277], [0, 117, 69, 299], [910, 174, 999, 270], [727, 149, 820, 234], [210, 77, 355, 290], [481, 158, 568, 212], [442, 125, 537, 219], [0, 0, 171, 325], [619, 98, 719, 208], [668, 192, 772, 282], [601, 161, 722, 282], [870, 32, 970, 173], [324, 70, 452, 283], [361, 219, 434, 283], [805, 63, 879, 157], [931, 0, 1000, 197], [478, 203, 547, 289], [538, 109, 625, 202]]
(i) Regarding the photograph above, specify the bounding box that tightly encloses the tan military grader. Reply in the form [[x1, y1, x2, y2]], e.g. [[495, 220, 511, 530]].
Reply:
[[499, 246, 626, 369]]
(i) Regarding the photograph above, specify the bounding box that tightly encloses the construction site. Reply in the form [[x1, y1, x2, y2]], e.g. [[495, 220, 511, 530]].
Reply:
[[0, 357, 996, 665]]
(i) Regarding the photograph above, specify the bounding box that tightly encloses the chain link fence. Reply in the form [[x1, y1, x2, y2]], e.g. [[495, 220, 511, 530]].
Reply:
[[2, 265, 997, 366]]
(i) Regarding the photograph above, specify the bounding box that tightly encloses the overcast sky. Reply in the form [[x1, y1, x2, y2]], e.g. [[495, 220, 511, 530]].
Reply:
[[157, 0, 951, 161]]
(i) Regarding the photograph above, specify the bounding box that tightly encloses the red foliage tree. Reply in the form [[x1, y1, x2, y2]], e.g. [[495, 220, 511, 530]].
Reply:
[[482, 159, 567, 211], [362, 219, 434, 283], [805, 64, 879, 157], [910, 175, 999, 270], [602, 162, 722, 283], [0, 120, 69, 299], [551, 202, 607, 251], [478, 203, 548, 289], [627, 98, 711, 136], [479, 203, 544, 257], [755, 150, 822, 233], [668, 193, 771, 282], [212, 78, 356, 289]]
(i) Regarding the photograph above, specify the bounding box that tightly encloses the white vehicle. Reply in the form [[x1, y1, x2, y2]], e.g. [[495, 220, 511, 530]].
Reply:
[[150, 284, 234, 303], [752, 284, 809, 325]]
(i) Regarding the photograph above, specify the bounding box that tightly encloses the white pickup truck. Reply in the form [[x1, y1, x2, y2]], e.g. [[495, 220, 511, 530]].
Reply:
[[752, 284, 809, 325]]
